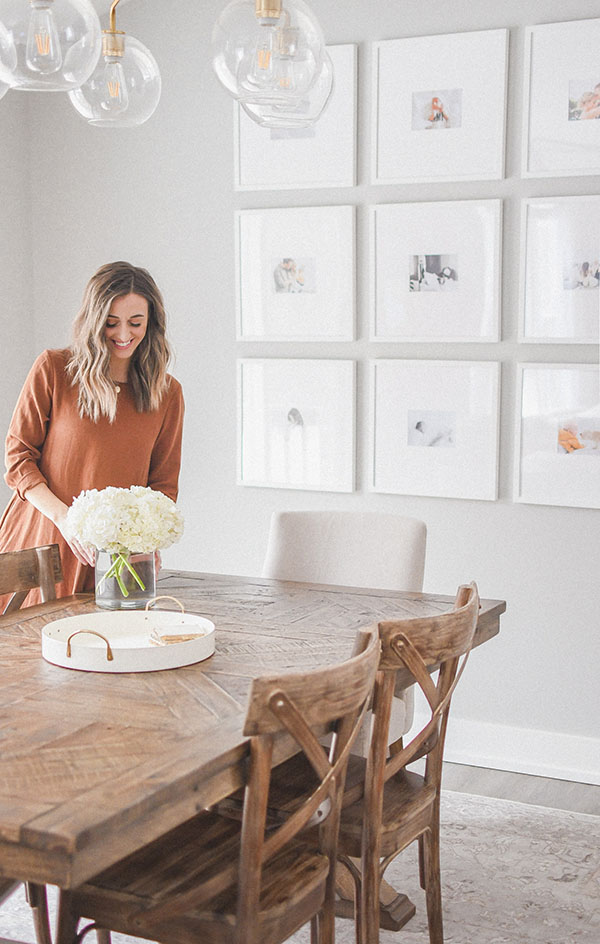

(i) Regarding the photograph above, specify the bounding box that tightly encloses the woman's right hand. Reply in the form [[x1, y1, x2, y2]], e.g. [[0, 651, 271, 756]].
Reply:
[[55, 512, 95, 567], [24, 482, 96, 567]]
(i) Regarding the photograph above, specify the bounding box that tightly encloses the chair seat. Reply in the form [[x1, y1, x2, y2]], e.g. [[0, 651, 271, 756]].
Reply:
[[70, 809, 330, 944], [338, 761, 436, 859], [259, 752, 436, 862]]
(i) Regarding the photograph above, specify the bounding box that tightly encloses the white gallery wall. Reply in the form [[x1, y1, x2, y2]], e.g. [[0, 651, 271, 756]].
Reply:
[[0, 0, 598, 783]]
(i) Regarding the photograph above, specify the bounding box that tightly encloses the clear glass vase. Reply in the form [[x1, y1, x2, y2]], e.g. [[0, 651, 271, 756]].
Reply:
[[95, 549, 157, 610]]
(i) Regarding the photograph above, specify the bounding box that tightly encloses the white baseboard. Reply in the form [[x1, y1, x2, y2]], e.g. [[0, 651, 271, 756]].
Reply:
[[412, 713, 600, 786]]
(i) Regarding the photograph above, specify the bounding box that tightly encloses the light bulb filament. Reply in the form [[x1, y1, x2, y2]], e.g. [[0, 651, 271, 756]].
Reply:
[[26, 2, 63, 75], [34, 32, 51, 56], [107, 79, 121, 98], [257, 48, 271, 70]]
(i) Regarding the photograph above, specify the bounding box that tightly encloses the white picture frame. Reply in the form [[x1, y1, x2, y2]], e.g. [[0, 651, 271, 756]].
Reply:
[[520, 196, 600, 344], [372, 29, 508, 184], [371, 199, 502, 342], [236, 205, 355, 341], [515, 364, 600, 509], [522, 19, 600, 178], [237, 359, 355, 492], [234, 44, 357, 191], [371, 360, 500, 501]]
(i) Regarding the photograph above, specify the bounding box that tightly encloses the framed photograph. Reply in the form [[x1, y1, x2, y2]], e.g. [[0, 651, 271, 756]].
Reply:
[[523, 19, 600, 177], [520, 196, 600, 344], [515, 364, 600, 509], [234, 44, 356, 191], [371, 199, 502, 342], [372, 29, 508, 184], [371, 360, 500, 501], [236, 205, 355, 341], [237, 359, 355, 492]]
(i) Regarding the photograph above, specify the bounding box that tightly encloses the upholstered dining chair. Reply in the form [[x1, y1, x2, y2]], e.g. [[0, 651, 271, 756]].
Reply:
[[261, 511, 427, 753], [0, 544, 64, 944], [264, 582, 479, 944], [55, 625, 381, 944]]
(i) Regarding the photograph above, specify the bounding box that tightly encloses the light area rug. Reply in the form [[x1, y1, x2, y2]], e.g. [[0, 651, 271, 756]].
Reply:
[[1, 791, 598, 944]]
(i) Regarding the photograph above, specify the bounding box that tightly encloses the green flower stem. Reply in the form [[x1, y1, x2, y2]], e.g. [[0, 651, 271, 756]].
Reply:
[[120, 555, 146, 591], [96, 552, 147, 598]]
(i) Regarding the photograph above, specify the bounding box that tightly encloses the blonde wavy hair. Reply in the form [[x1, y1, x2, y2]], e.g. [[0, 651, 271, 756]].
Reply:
[[67, 262, 172, 423]]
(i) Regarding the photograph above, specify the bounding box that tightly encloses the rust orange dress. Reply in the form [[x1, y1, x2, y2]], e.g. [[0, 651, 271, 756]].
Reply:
[[0, 349, 184, 607]]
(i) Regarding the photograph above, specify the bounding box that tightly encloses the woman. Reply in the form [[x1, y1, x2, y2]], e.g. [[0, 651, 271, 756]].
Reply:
[[0, 261, 184, 607]]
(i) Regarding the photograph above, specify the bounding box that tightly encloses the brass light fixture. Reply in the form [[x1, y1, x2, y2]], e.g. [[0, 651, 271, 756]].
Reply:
[[68, 0, 161, 127]]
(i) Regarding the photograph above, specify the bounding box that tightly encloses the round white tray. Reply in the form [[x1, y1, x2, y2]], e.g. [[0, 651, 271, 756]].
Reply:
[[42, 609, 215, 673]]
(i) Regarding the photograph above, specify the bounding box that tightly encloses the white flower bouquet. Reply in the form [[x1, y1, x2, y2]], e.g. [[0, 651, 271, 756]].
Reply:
[[67, 486, 184, 600]]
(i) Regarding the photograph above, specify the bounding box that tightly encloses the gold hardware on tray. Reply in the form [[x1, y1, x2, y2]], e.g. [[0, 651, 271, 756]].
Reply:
[[144, 595, 185, 613], [66, 630, 114, 661]]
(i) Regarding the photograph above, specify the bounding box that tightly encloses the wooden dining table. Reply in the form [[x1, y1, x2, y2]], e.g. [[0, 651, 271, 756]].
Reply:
[[0, 570, 505, 933]]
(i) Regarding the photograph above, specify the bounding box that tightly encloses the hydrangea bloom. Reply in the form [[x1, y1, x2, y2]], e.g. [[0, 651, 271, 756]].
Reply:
[[67, 486, 184, 555]]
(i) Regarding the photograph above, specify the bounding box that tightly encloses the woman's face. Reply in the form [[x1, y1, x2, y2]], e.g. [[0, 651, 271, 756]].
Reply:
[[104, 292, 149, 364]]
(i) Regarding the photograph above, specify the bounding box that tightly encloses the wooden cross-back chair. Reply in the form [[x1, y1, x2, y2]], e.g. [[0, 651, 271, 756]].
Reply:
[[261, 583, 480, 944], [55, 624, 381, 944], [0, 544, 64, 944], [0, 544, 62, 944], [0, 543, 63, 615], [337, 581, 480, 944]]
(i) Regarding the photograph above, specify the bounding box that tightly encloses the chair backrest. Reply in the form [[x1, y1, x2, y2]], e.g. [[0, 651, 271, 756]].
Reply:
[[262, 511, 427, 591], [142, 625, 380, 940], [0, 545, 63, 615], [367, 582, 480, 796]]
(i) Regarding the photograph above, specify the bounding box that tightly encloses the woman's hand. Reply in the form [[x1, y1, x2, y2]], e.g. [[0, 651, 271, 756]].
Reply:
[[54, 510, 96, 567], [24, 483, 95, 567]]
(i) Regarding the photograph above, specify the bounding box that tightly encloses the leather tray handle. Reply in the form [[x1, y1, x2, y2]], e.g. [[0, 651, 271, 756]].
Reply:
[[66, 630, 114, 661], [144, 596, 185, 613]]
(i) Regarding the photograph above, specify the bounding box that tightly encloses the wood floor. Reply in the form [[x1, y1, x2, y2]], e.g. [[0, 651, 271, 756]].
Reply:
[[441, 762, 600, 816]]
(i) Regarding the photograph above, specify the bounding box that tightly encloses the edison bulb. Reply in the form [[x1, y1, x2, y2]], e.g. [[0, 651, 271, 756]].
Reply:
[[101, 57, 128, 113], [249, 26, 276, 87], [0, 0, 101, 91], [68, 34, 160, 127], [25, 1, 62, 75]]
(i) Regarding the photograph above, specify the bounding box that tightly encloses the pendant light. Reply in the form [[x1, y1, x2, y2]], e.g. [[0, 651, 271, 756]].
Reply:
[[241, 47, 333, 128], [68, 0, 161, 127], [212, 0, 332, 128], [0, 19, 14, 98], [0, 0, 101, 91]]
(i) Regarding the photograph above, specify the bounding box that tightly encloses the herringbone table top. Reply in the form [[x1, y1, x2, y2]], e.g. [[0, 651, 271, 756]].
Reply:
[[0, 571, 505, 889]]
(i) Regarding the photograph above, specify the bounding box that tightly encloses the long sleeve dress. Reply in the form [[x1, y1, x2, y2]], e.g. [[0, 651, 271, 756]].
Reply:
[[0, 349, 184, 607]]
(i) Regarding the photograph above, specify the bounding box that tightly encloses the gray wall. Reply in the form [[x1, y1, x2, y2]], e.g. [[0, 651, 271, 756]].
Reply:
[[1, 0, 599, 782], [0, 92, 34, 507]]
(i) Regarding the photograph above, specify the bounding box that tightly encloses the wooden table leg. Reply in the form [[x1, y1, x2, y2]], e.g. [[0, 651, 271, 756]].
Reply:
[[335, 858, 416, 931]]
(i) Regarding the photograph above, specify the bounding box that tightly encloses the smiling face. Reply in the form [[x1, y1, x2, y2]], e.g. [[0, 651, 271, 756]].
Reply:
[[104, 292, 149, 376]]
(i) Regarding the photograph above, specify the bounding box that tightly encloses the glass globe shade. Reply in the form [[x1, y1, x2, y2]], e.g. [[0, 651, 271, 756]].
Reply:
[[68, 35, 161, 128], [240, 49, 333, 128], [0, 0, 102, 91], [0, 19, 17, 89], [212, 0, 325, 107]]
